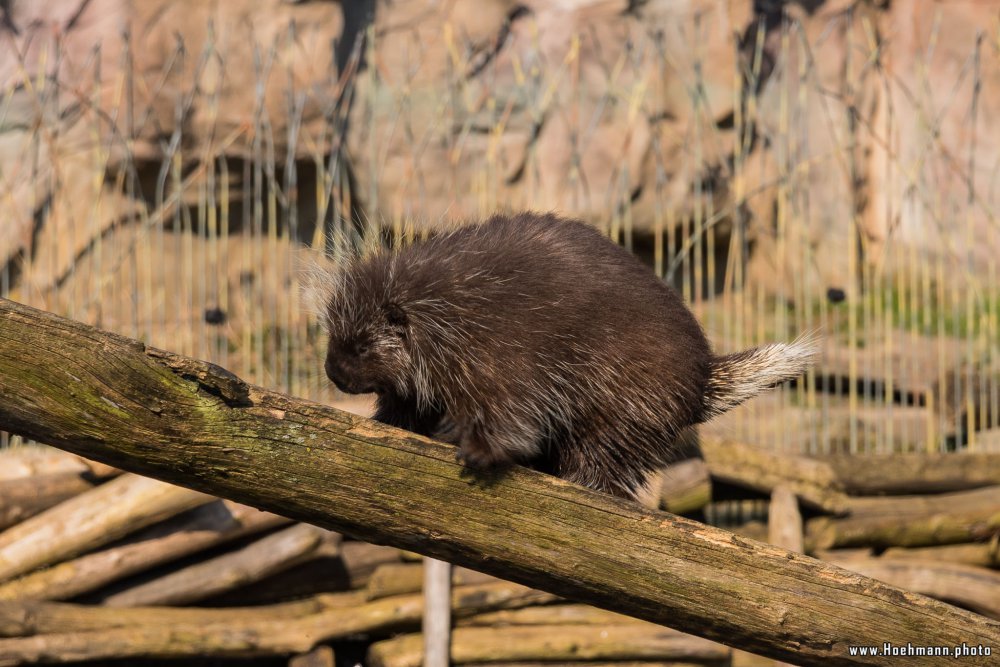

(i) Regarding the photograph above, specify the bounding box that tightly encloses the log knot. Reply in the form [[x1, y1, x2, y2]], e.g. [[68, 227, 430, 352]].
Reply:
[[146, 349, 253, 408]]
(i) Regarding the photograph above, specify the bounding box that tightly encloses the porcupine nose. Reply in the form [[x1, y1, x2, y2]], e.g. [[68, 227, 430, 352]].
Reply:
[[324, 356, 352, 393], [325, 355, 375, 394]]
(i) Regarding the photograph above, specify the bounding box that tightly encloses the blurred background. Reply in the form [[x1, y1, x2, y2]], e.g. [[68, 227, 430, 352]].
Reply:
[[0, 1, 999, 665], [3, 0, 999, 455]]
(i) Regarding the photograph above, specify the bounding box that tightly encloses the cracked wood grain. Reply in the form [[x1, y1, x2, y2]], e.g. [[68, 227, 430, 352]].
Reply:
[[0, 297, 998, 666]]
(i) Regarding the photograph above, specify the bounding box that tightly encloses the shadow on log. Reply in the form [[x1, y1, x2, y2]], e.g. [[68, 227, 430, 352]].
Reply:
[[0, 298, 999, 666]]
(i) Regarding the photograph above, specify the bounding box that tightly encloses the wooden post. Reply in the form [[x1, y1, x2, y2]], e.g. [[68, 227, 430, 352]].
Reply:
[[1, 298, 998, 666], [768, 485, 804, 667], [768, 485, 804, 554], [423, 559, 452, 667]]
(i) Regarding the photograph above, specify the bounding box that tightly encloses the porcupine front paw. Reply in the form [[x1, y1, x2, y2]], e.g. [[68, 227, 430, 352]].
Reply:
[[455, 427, 509, 470], [434, 416, 501, 468], [455, 444, 498, 469]]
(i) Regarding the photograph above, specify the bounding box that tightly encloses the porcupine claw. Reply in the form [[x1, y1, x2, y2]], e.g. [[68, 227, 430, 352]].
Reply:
[[455, 444, 494, 470]]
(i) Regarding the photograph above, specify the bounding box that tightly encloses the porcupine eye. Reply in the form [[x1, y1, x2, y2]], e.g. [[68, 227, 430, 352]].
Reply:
[[384, 302, 408, 336]]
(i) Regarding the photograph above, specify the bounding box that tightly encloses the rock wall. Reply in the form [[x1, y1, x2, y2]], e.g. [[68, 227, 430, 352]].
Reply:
[[2, 0, 997, 304]]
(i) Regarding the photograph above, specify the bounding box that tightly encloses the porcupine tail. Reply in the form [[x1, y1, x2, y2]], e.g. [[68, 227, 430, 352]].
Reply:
[[701, 332, 819, 420]]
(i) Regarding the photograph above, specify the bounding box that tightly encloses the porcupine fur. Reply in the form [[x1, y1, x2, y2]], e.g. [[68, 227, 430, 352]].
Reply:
[[314, 212, 818, 499]]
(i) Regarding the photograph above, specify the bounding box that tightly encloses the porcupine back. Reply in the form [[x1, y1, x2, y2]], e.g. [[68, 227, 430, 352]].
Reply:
[[322, 212, 817, 498]]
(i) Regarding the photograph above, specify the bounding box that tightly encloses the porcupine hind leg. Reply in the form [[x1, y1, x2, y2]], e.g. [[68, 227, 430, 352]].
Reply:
[[552, 431, 653, 500], [558, 461, 643, 499]]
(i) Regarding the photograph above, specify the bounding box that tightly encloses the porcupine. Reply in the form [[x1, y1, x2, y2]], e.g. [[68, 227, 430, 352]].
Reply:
[[317, 212, 817, 499]]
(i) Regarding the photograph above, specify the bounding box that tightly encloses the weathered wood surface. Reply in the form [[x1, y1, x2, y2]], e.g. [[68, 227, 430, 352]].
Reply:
[[454, 663, 723, 667], [1, 298, 998, 666], [0, 447, 114, 482], [205, 540, 403, 607], [0, 500, 287, 601], [767, 488, 802, 667], [828, 558, 1000, 620], [458, 604, 643, 628], [366, 563, 497, 601], [767, 486, 803, 554], [683, 439, 1000, 503], [423, 558, 452, 667], [0, 471, 112, 531], [881, 542, 1000, 568], [806, 486, 1000, 550], [698, 436, 849, 514], [0, 474, 210, 582], [367, 626, 731, 667], [290, 646, 336, 667], [822, 452, 1000, 495], [0, 591, 358, 637], [102, 523, 340, 607], [0, 582, 550, 663], [655, 459, 712, 514]]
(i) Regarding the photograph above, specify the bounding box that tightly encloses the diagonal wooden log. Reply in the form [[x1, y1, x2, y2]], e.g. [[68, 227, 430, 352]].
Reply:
[[0, 470, 116, 532], [0, 298, 998, 666], [102, 523, 340, 607], [0, 474, 211, 582], [826, 558, 1000, 620], [0, 501, 288, 601]]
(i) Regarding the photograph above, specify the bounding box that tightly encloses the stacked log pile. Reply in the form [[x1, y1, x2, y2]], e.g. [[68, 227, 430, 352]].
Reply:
[[661, 437, 1000, 623], [0, 440, 996, 666]]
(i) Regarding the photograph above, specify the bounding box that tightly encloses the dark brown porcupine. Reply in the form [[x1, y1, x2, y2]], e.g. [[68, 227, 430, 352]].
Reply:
[[316, 212, 817, 499]]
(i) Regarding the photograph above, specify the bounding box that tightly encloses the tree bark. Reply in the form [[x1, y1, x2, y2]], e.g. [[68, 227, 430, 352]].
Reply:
[[827, 557, 1000, 620], [1, 298, 998, 666]]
